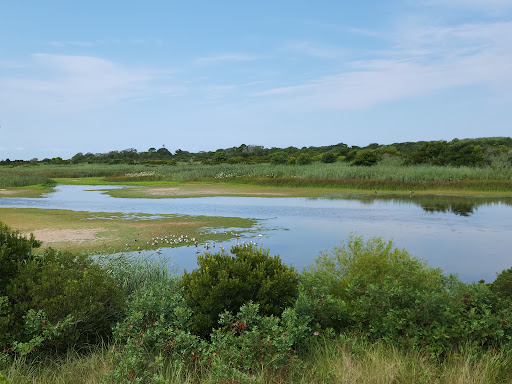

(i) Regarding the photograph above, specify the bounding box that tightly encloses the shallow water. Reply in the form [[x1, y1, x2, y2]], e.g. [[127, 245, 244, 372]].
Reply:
[[1, 185, 512, 283]]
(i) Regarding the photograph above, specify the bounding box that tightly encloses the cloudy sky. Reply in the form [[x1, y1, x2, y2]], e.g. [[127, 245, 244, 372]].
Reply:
[[1, 0, 511, 160]]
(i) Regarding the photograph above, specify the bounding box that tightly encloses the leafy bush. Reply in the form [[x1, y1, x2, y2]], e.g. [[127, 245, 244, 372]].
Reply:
[[321, 152, 337, 163], [4, 248, 125, 351], [108, 277, 201, 384], [296, 153, 312, 165], [208, 302, 309, 381], [269, 152, 288, 165], [297, 235, 512, 356], [0, 223, 41, 293], [183, 245, 299, 337], [350, 149, 380, 166], [490, 267, 512, 303]]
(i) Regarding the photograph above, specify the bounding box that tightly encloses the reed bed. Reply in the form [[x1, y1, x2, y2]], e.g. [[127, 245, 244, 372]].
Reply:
[[2, 162, 512, 191], [0, 173, 54, 188]]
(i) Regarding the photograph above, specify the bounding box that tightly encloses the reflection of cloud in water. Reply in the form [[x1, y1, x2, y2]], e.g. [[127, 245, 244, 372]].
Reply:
[[3, 185, 512, 284]]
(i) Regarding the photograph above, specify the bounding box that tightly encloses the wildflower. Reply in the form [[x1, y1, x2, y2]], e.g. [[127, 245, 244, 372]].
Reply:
[[314, 331, 319, 336]]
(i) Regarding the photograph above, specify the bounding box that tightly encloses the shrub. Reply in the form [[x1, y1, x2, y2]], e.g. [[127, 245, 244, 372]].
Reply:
[[297, 235, 512, 356], [321, 152, 337, 163], [5, 248, 125, 351], [0, 223, 41, 293], [108, 277, 202, 384], [183, 245, 299, 337], [490, 267, 512, 303], [351, 149, 379, 166], [269, 152, 288, 165], [208, 302, 309, 381], [296, 153, 313, 165]]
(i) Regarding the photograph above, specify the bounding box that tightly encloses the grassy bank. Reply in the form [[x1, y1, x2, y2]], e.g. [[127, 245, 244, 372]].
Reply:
[[0, 208, 256, 253], [2, 162, 512, 196], [4, 338, 511, 384]]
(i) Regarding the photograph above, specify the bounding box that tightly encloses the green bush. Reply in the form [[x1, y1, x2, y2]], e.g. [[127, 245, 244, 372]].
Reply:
[[350, 149, 380, 166], [269, 152, 288, 165], [490, 267, 512, 303], [108, 277, 200, 384], [5, 248, 125, 351], [297, 235, 512, 356], [321, 152, 337, 163], [183, 245, 299, 337], [0, 223, 41, 293], [208, 302, 309, 381], [296, 153, 312, 165]]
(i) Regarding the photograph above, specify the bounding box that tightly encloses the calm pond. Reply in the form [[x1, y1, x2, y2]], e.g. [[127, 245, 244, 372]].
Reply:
[[1, 185, 512, 283]]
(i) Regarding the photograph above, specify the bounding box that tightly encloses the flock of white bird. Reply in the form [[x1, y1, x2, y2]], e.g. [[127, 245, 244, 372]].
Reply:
[[125, 232, 263, 254]]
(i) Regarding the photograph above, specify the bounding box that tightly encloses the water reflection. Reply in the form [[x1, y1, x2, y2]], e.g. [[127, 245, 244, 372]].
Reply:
[[1, 186, 512, 283], [323, 194, 512, 217]]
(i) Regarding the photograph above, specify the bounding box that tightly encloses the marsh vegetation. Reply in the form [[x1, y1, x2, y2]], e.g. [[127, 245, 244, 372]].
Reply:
[[2, 227, 512, 383]]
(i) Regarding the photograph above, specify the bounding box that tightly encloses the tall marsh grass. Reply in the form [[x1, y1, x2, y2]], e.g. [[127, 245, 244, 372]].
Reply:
[[294, 336, 512, 384], [2, 161, 512, 191], [0, 172, 55, 188], [4, 337, 511, 383]]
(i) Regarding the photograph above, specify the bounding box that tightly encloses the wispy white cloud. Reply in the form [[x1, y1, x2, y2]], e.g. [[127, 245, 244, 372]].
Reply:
[[419, 0, 512, 13], [281, 41, 344, 60], [256, 20, 512, 110], [47, 40, 96, 48], [0, 54, 180, 113], [194, 53, 258, 65]]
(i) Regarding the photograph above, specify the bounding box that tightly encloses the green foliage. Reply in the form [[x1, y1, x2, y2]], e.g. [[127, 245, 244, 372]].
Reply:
[[0, 223, 41, 293], [208, 302, 309, 381], [321, 152, 337, 163], [489, 267, 512, 309], [296, 153, 313, 165], [10, 310, 74, 356], [183, 245, 299, 337], [4, 248, 125, 351], [108, 277, 200, 384], [297, 235, 512, 356], [351, 149, 380, 166], [269, 151, 288, 165]]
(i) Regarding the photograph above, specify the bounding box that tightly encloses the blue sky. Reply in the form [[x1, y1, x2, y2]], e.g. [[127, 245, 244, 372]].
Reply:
[[1, 0, 511, 160]]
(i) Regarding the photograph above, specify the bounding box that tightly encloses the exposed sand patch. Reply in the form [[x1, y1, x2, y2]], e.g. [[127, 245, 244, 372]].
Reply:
[[0, 189, 16, 195], [144, 187, 286, 196], [28, 228, 109, 243]]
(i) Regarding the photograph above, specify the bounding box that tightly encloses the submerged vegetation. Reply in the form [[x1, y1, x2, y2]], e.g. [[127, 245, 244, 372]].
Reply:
[[1, 224, 512, 383]]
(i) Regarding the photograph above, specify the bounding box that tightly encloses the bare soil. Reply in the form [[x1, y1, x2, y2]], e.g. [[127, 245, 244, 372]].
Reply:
[[27, 228, 109, 243]]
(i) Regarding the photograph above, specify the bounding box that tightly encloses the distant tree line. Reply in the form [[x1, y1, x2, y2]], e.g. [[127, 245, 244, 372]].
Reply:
[[1, 137, 512, 167]]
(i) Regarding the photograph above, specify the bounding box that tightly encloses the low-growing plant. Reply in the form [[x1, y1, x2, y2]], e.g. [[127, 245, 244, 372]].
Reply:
[[107, 276, 205, 383], [182, 245, 299, 337], [208, 302, 309, 381]]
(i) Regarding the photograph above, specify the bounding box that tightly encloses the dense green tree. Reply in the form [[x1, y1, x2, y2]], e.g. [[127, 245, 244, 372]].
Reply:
[[269, 151, 288, 165], [351, 149, 379, 166], [321, 152, 337, 163]]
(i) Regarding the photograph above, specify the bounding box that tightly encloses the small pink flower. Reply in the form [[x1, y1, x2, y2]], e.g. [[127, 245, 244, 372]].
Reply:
[[314, 331, 319, 336]]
